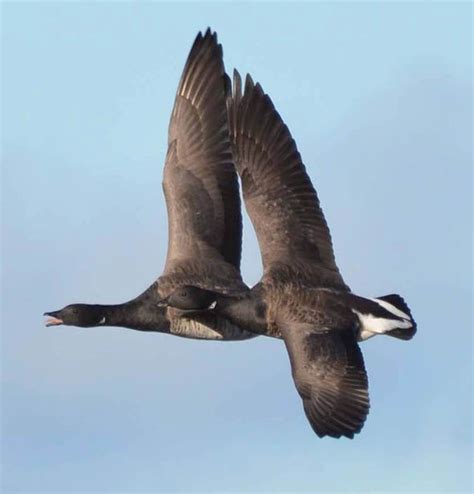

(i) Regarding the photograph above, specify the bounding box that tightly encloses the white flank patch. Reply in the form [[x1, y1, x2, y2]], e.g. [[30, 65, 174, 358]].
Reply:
[[353, 309, 412, 341], [170, 318, 224, 340], [370, 298, 410, 320], [99, 316, 106, 325], [359, 328, 377, 341], [208, 301, 217, 309]]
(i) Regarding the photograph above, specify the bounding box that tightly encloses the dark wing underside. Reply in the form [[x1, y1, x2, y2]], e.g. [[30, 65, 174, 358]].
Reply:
[[162, 30, 242, 281], [280, 322, 369, 438], [227, 70, 348, 290]]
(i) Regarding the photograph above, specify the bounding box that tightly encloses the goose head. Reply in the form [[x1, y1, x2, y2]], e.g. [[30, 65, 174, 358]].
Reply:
[[159, 285, 217, 311], [44, 304, 107, 328]]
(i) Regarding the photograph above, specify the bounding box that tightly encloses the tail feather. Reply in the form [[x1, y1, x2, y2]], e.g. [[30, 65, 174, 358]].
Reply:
[[375, 294, 417, 340], [377, 294, 414, 319]]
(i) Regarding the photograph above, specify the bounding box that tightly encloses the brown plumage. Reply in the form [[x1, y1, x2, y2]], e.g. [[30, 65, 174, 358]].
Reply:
[[163, 30, 241, 280], [227, 71, 348, 291], [162, 63, 416, 438], [224, 70, 370, 437], [44, 30, 255, 342]]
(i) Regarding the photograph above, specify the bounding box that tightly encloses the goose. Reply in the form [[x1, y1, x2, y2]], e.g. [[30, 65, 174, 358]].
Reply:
[[44, 30, 256, 342], [163, 71, 417, 438]]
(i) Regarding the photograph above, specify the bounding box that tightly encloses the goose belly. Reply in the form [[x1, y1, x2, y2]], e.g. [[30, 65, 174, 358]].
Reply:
[[170, 316, 256, 341]]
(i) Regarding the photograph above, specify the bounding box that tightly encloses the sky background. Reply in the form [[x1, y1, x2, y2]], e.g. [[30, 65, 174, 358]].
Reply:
[[2, 2, 472, 493]]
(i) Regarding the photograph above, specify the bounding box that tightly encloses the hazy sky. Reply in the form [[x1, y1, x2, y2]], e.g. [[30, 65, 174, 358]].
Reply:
[[2, 2, 472, 493]]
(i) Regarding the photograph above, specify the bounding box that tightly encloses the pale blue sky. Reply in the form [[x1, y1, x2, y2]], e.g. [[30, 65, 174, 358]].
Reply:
[[2, 2, 472, 493]]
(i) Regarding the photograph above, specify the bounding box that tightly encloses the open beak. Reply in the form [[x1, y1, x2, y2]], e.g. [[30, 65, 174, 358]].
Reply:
[[43, 312, 64, 327]]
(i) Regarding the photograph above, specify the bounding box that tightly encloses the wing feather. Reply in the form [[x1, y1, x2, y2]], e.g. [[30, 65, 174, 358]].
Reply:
[[280, 322, 370, 439], [162, 30, 242, 280], [228, 70, 348, 290]]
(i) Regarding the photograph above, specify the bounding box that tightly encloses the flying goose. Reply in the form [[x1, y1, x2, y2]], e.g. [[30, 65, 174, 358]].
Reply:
[[44, 30, 255, 341], [163, 71, 417, 438]]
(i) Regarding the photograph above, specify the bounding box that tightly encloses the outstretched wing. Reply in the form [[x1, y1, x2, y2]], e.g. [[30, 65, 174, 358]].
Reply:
[[280, 322, 369, 439], [227, 70, 348, 290], [162, 30, 242, 279]]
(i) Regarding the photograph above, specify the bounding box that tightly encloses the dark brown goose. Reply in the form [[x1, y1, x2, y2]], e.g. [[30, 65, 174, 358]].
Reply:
[[44, 30, 255, 341], [164, 71, 417, 438]]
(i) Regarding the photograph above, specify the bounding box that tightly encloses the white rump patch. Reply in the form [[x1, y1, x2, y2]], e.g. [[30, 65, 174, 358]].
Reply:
[[353, 310, 413, 341]]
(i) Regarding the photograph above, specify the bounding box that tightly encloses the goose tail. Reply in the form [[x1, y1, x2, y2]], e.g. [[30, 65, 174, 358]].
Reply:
[[374, 294, 417, 340]]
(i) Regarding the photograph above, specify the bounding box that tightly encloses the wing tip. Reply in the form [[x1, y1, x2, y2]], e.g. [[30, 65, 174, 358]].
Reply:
[[304, 397, 369, 439], [176, 27, 227, 104], [244, 73, 255, 93], [188, 28, 221, 64], [199, 27, 217, 43], [232, 68, 242, 101], [230, 69, 268, 103]]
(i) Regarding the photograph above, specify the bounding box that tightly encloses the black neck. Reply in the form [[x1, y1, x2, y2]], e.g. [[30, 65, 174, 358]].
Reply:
[[100, 283, 169, 332], [216, 288, 267, 335]]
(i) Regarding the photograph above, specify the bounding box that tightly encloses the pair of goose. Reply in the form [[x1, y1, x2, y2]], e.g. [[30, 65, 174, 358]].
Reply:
[[44, 29, 416, 439]]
